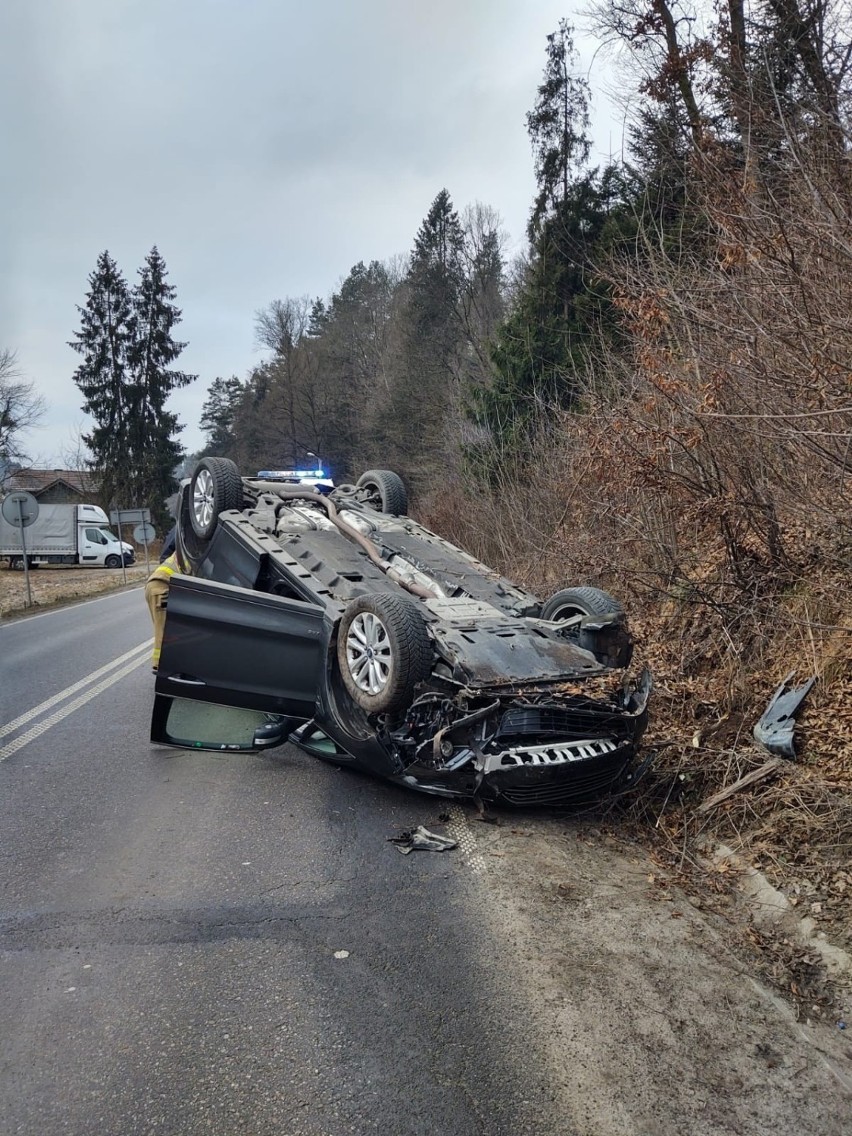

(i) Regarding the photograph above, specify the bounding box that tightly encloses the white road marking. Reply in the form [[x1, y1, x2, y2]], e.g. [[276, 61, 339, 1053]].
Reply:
[[0, 640, 151, 739], [0, 652, 149, 762], [448, 805, 487, 874]]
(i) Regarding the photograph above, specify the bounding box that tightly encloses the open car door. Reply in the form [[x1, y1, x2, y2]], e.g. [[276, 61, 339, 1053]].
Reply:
[[151, 574, 326, 752]]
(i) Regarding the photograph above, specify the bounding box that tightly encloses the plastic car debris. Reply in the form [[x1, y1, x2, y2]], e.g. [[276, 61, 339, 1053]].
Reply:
[[387, 826, 458, 855], [753, 671, 816, 759]]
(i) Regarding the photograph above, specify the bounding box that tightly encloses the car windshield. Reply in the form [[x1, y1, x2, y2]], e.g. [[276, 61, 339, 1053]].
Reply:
[[98, 528, 120, 544]]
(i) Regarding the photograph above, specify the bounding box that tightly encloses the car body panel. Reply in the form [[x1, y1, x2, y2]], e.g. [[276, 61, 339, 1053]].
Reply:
[[422, 609, 605, 687], [153, 574, 326, 717]]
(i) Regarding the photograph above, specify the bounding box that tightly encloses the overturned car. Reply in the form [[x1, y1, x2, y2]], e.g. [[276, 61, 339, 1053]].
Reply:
[[151, 459, 652, 806]]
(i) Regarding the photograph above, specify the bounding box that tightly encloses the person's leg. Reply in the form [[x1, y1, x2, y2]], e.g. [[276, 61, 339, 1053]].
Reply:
[[145, 577, 169, 670]]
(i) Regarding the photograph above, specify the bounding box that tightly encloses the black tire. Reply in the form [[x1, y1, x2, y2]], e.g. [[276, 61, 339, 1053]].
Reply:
[[337, 593, 432, 714], [105, 554, 122, 569], [189, 457, 244, 540], [541, 586, 625, 623], [355, 469, 408, 515]]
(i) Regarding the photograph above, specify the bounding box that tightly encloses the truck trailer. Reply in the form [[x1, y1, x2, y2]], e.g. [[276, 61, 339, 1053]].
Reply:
[[0, 503, 135, 569]]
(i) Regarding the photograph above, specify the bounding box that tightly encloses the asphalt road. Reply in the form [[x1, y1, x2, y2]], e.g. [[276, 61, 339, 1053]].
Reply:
[[4, 590, 852, 1136], [0, 590, 557, 1136]]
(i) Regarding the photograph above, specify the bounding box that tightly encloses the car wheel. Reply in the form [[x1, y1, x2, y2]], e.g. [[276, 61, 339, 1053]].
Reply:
[[338, 593, 432, 713], [189, 457, 244, 540], [355, 469, 408, 515], [105, 554, 122, 569], [540, 586, 625, 622]]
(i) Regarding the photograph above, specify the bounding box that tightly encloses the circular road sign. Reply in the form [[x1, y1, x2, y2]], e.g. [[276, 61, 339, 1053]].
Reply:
[[1, 491, 39, 527], [133, 522, 156, 543]]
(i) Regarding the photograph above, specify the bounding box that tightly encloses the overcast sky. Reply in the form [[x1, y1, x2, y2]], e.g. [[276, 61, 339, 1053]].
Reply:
[[2, 0, 620, 468]]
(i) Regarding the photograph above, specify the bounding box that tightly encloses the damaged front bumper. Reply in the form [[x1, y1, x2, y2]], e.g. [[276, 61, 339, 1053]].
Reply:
[[391, 667, 653, 806]]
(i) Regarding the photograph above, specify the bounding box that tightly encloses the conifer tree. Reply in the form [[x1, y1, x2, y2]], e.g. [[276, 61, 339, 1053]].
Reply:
[[127, 247, 196, 522], [526, 20, 591, 238], [200, 376, 244, 455], [407, 189, 465, 349], [310, 260, 397, 475], [471, 26, 631, 471], [71, 248, 195, 525], [459, 204, 506, 387], [380, 190, 466, 487], [69, 251, 135, 509]]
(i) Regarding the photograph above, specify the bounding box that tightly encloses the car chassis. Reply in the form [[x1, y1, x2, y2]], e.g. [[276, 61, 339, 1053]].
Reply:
[[151, 461, 652, 807]]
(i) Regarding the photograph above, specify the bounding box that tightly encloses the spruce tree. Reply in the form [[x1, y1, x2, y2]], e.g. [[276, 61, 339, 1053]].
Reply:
[[309, 260, 399, 477], [200, 376, 244, 455], [471, 27, 633, 472], [407, 189, 465, 348], [459, 204, 506, 388], [127, 247, 196, 525], [71, 248, 195, 526], [526, 20, 591, 239], [380, 190, 466, 488], [69, 251, 135, 509]]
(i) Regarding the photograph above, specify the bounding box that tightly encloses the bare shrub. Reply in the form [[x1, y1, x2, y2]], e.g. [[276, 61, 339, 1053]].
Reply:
[[428, 138, 852, 731]]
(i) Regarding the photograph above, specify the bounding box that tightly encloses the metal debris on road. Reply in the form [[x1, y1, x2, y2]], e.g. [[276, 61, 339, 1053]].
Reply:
[[387, 826, 458, 855]]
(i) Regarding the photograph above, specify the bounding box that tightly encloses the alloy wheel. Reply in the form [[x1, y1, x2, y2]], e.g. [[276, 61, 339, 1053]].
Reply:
[[345, 611, 393, 695], [192, 468, 214, 531]]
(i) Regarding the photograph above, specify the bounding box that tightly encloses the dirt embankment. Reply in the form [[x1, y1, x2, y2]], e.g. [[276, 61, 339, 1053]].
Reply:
[[472, 813, 852, 1134]]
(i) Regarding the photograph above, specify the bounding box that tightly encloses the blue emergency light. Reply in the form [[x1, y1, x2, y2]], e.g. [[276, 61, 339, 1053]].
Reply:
[[256, 468, 325, 480]]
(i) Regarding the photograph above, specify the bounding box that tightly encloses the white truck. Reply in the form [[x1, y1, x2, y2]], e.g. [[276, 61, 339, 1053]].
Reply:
[[0, 503, 135, 569]]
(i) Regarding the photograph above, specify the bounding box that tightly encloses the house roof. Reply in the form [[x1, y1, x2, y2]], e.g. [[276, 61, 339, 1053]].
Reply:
[[3, 469, 98, 497]]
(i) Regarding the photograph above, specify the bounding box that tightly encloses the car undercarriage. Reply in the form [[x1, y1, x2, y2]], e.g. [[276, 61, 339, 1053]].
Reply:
[[152, 460, 652, 806]]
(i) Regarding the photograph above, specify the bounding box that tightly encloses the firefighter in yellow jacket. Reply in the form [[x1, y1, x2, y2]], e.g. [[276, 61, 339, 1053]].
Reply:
[[145, 552, 181, 671]]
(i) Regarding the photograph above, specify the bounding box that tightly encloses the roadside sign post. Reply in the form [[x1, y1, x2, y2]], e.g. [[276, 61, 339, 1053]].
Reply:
[[133, 522, 157, 574], [110, 508, 151, 584], [117, 510, 127, 585], [109, 508, 151, 525], [17, 498, 33, 606], [1, 491, 39, 608]]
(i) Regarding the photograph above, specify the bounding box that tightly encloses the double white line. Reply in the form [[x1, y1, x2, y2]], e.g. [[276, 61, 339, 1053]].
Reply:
[[0, 640, 151, 762]]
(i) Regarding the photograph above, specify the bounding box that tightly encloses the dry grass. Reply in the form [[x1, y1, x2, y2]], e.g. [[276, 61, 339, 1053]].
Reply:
[[0, 562, 149, 619]]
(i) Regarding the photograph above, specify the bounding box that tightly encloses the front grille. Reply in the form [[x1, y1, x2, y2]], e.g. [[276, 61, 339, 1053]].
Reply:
[[497, 704, 625, 740], [487, 747, 631, 806], [496, 737, 618, 768], [490, 758, 631, 804], [495, 771, 626, 806]]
